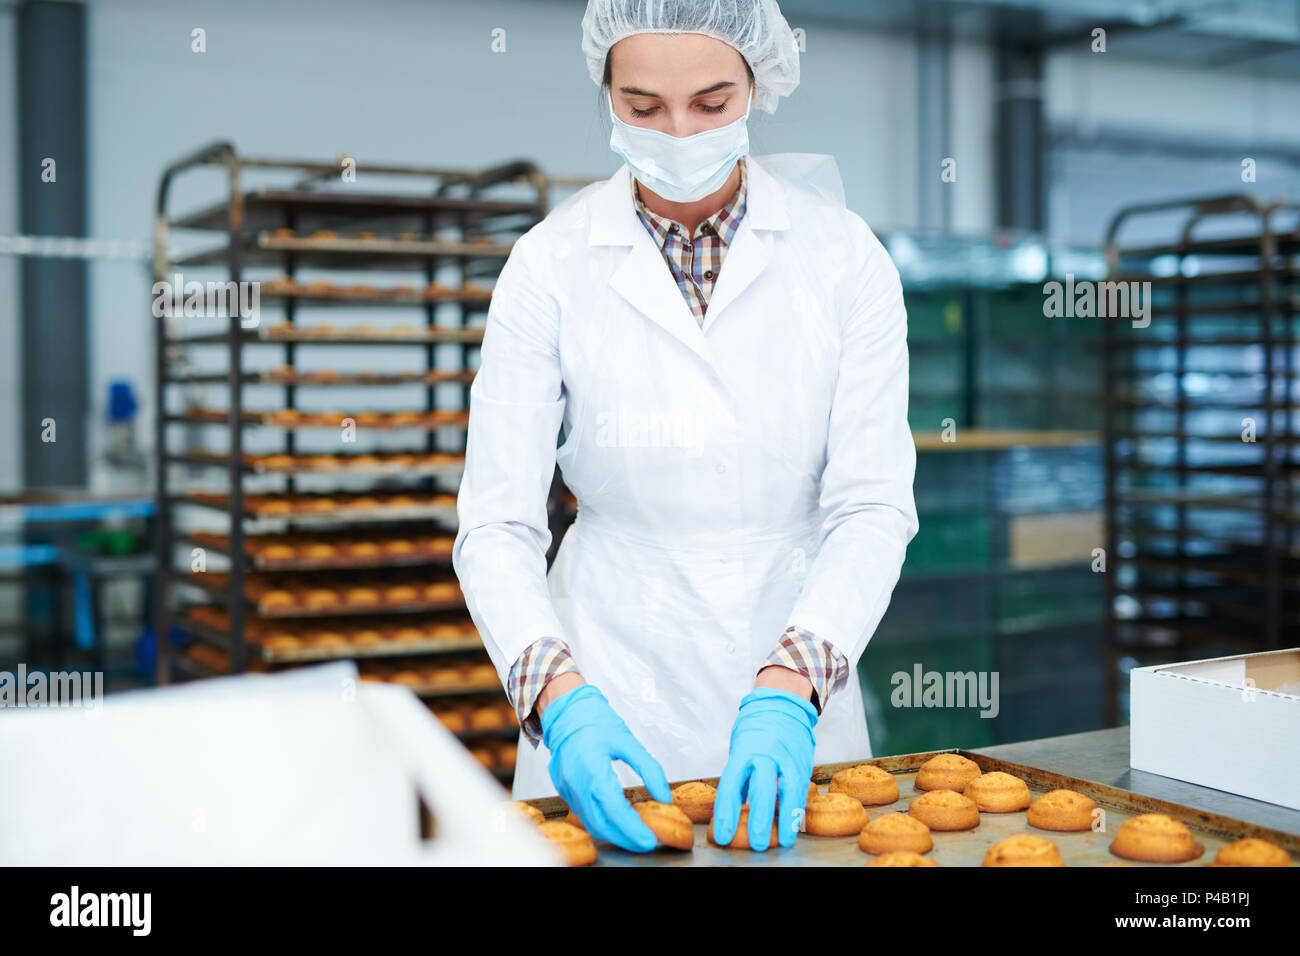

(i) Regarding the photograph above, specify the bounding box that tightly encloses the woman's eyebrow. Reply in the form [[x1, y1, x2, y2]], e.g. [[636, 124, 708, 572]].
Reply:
[[618, 80, 737, 98]]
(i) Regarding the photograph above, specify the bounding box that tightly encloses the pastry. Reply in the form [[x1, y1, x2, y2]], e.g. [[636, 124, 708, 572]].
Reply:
[[307, 631, 348, 649], [670, 781, 716, 824], [808, 781, 818, 799], [495, 742, 517, 770], [564, 811, 585, 831], [470, 706, 504, 730], [392, 626, 429, 643], [260, 454, 296, 470], [803, 792, 869, 836], [300, 498, 338, 513], [858, 812, 933, 856], [390, 670, 423, 687], [538, 821, 596, 866], [1209, 837, 1291, 867], [258, 544, 296, 561], [344, 587, 380, 606], [907, 789, 980, 831], [983, 834, 1066, 867], [632, 801, 694, 851], [350, 628, 384, 647], [303, 588, 339, 608], [262, 632, 301, 652], [707, 805, 779, 850], [1027, 789, 1098, 832], [383, 539, 416, 555], [345, 541, 381, 557], [466, 663, 498, 684], [437, 709, 466, 734], [384, 584, 419, 603], [1109, 814, 1205, 863], [423, 582, 459, 601], [964, 771, 1032, 813], [914, 753, 982, 793], [865, 851, 939, 867], [829, 764, 900, 806], [260, 589, 295, 608], [300, 543, 337, 560]]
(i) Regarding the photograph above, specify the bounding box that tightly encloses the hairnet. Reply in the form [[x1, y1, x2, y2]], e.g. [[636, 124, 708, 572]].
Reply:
[[581, 0, 800, 114]]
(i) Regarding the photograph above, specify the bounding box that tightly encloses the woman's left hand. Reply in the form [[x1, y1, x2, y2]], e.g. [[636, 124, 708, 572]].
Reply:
[[712, 686, 819, 851]]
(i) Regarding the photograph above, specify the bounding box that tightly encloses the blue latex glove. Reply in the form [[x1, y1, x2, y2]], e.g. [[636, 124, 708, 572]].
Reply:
[[712, 687, 819, 851], [540, 683, 673, 852]]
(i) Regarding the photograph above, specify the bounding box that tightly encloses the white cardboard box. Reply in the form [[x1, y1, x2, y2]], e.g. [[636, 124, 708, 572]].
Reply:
[[0, 661, 559, 865], [1130, 647, 1300, 811]]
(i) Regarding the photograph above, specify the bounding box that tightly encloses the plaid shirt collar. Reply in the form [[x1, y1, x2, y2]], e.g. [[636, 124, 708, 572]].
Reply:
[[630, 155, 748, 248]]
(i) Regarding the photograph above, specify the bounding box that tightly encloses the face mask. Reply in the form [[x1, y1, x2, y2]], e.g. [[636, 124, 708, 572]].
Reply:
[[608, 88, 752, 203]]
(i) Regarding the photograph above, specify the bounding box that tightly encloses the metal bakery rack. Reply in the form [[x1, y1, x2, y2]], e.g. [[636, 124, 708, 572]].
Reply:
[[1102, 194, 1299, 724], [152, 142, 556, 784]]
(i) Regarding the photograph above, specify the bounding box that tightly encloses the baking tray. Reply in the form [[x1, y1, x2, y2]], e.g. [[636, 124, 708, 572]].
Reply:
[[523, 749, 1300, 867]]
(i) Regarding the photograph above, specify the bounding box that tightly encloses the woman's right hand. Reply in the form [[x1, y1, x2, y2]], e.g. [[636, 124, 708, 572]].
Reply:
[[539, 683, 673, 852]]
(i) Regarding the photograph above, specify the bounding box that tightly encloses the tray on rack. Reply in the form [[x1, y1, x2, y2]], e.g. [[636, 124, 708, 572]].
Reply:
[[523, 748, 1300, 867]]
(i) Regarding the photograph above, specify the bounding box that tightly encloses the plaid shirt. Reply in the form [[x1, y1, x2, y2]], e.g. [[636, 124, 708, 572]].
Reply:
[[505, 156, 850, 745]]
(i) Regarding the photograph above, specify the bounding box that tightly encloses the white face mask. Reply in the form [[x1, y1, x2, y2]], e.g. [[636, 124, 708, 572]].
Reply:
[[608, 88, 752, 203]]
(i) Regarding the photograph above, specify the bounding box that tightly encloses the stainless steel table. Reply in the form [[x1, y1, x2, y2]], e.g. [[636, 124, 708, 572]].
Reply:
[[970, 726, 1300, 837]]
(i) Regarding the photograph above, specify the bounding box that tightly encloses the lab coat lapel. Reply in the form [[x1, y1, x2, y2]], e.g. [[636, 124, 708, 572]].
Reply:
[[587, 157, 791, 363], [699, 156, 789, 335], [589, 164, 712, 365]]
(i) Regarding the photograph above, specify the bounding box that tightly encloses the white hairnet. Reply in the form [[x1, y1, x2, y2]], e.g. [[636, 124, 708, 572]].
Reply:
[[581, 0, 800, 114]]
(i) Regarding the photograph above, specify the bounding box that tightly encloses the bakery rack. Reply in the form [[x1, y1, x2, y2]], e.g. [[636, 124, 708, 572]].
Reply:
[[152, 142, 557, 783], [1102, 194, 1300, 724]]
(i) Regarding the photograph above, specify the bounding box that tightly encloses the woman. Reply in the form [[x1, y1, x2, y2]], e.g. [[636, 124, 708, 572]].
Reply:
[[452, 0, 917, 854]]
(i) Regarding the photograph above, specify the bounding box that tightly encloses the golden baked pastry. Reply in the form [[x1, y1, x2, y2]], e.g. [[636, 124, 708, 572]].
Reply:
[[808, 781, 818, 799], [470, 706, 504, 730], [344, 587, 380, 606], [495, 742, 517, 770], [830, 764, 900, 806], [390, 670, 423, 687], [1210, 837, 1292, 867], [1027, 789, 1098, 832], [260, 454, 296, 469], [914, 753, 982, 793], [538, 821, 596, 866], [437, 710, 467, 734], [564, 810, 585, 831], [393, 627, 429, 643], [804, 792, 869, 836], [907, 789, 980, 831], [260, 589, 295, 608], [262, 633, 301, 652], [466, 663, 498, 684], [983, 834, 1066, 867], [345, 541, 381, 557], [865, 851, 938, 867], [384, 585, 419, 603], [671, 781, 716, 824], [423, 581, 459, 601], [258, 544, 296, 561], [964, 771, 1032, 813], [303, 588, 339, 608], [707, 805, 779, 850], [1109, 814, 1205, 863], [307, 631, 348, 649], [632, 801, 694, 851], [858, 812, 933, 856], [349, 628, 384, 647], [300, 543, 337, 560]]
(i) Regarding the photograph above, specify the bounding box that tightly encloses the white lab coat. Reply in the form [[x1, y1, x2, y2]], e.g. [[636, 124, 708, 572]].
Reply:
[[452, 155, 918, 800]]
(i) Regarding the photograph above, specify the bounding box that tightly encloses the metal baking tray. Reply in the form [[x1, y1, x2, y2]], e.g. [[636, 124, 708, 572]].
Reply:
[[524, 749, 1300, 867]]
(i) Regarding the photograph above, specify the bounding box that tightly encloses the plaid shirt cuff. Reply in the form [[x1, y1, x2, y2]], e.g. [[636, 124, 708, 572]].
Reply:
[[762, 626, 850, 714], [507, 637, 580, 747]]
